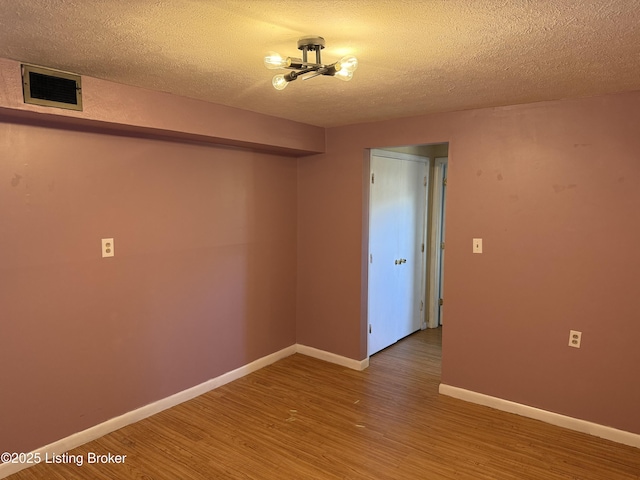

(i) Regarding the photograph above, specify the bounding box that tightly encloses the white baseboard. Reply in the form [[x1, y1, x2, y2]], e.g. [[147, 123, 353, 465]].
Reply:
[[439, 383, 640, 449], [0, 345, 297, 479], [296, 344, 369, 371], [0, 343, 368, 479]]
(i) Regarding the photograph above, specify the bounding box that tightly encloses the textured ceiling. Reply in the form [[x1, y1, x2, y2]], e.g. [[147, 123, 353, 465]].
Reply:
[[1, 0, 639, 127]]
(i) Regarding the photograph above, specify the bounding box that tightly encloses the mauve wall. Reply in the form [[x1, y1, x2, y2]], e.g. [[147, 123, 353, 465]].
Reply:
[[297, 91, 640, 434], [0, 58, 324, 155], [0, 122, 297, 453]]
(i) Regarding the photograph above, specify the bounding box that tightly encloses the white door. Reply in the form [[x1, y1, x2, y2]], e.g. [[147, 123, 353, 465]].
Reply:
[[368, 155, 402, 355], [368, 151, 428, 355], [396, 158, 428, 339]]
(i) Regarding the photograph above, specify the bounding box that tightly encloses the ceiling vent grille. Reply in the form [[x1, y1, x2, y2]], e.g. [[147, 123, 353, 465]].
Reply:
[[22, 64, 83, 111]]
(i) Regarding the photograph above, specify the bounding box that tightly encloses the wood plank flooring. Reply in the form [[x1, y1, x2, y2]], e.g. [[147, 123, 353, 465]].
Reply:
[[6, 328, 640, 479]]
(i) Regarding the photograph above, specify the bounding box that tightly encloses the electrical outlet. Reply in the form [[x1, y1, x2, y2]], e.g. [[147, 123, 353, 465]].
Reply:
[[568, 330, 582, 348], [101, 238, 114, 258]]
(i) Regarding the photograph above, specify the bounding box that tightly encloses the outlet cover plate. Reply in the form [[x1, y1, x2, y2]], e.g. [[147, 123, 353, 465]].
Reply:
[[102, 238, 114, 258], [568, 330, 582, 348]]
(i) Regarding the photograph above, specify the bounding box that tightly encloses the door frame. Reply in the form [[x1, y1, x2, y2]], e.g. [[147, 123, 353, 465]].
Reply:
[[427, 157, 447, 328], [367, 149, 430, 356]]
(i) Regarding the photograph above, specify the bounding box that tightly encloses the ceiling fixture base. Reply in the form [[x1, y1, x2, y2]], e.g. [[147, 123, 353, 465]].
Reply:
[[297, 36, 325, 51]]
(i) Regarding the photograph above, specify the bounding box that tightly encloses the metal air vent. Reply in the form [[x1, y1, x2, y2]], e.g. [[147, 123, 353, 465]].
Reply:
[[22, 64, 83, 111]]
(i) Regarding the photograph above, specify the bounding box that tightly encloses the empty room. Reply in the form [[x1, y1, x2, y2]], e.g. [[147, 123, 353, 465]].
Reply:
[[1, 1, 639, 479]]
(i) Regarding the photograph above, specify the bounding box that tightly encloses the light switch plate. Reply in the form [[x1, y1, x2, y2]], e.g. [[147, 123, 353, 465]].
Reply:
[[473, 238, 483, 254], [101, 238, 114, 258]]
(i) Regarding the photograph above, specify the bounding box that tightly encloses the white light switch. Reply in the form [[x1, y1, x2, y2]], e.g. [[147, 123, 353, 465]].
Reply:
[[102, 238, 114, 258], [473, 238, 483, 254]]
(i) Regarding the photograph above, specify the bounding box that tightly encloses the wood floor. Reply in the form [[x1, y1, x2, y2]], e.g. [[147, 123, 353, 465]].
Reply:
[[7, 328, 640, 479]]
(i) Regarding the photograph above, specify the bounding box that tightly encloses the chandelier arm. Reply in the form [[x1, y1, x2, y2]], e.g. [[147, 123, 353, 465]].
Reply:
[[302, 71, 323, 81], [290, 66, 321, 78], [288, 61, 325, 68], [321, 64, 338, 76]]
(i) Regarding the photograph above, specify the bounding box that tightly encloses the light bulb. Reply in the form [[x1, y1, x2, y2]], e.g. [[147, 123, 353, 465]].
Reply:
[[264, 51, 291, 70], [334, 69, 354, 82], [272, 74, 289, 90], [336, 55, 358, 73]]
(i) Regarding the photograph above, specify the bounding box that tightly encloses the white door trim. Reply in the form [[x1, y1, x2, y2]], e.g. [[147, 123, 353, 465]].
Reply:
[[370, 149, 429, 164], [427, 157, 447, 328]]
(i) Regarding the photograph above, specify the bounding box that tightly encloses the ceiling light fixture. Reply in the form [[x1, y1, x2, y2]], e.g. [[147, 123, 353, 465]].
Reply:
[[264, 36, 358, 90]]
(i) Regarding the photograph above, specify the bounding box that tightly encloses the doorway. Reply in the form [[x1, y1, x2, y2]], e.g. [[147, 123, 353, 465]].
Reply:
[[366, 144, 448, 357]]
